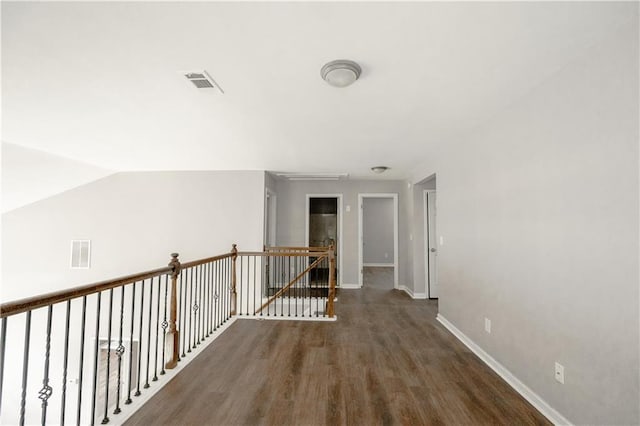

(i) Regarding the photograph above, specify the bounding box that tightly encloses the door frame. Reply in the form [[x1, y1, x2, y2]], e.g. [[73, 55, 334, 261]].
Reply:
[[358, 193, 399, 288], [304, 194, 343, 286], [264, 188, 277, 247], [423, 189, 437, 299]]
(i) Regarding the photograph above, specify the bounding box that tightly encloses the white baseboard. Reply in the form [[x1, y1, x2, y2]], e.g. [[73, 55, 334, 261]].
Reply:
[[340, 283, 361, 289], [436, 314, 572, 426], [398, 285, 427, 299], [363, 263, 394, 267]]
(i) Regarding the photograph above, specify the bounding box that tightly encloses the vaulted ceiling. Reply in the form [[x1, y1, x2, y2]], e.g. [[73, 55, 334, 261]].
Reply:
[[2, 1, 634, 179]]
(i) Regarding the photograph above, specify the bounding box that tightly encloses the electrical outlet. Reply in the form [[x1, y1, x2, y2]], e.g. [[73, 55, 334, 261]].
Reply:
[[384, 253, 388, 259], [555, 362, 565, 384], [484, 318, 491, 333]]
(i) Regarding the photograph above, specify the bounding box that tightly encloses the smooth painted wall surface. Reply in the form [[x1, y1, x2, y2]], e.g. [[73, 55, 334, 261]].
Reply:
[[2, 171, 265, 302], [363, 198, 394, 264], [275, 179, 411, 287], [412, 20, 639, 424], [1, 142, 113, 213]]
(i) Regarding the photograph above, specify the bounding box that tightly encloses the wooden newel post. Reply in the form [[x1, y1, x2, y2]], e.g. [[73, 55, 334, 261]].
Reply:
[[327, 243, 336, 318], [231, 244, 238, 316], [165, 253, 181, 369]]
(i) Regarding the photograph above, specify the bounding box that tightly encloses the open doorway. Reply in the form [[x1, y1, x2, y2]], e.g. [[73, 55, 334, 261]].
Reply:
[[358, 194, 399, 289], [305, 195, 342, 285]]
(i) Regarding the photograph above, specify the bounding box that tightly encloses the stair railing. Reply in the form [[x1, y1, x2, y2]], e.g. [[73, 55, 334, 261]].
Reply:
[[0, 244, 335, 425]]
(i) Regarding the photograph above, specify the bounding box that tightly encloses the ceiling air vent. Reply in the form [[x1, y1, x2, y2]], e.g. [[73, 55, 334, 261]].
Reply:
[[183, 71, 224, 93]]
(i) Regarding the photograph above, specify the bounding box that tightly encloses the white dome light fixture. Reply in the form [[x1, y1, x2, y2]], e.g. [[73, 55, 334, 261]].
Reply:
[[321, 60, 362, 88], [371, 166, 389, 174]]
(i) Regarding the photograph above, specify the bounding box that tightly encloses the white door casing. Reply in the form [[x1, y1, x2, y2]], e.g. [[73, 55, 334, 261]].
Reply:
[[358, 193, 399, 289]]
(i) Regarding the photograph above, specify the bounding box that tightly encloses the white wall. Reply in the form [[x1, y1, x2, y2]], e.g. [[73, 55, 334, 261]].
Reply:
[[412, 21, 639, 424], [362, 198, 394, 265], [1, 142, 114, 213], [275, 179, 412, 287], [2, 171, 265, 302]]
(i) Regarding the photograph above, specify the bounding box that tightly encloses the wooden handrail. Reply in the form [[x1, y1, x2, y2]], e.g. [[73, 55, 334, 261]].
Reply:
[[254, 254, 327, 315], [264, 246, 329, 252], [0, 266, 173, 318], [238, 251, 329, 257], [180, 252, 234, 269]]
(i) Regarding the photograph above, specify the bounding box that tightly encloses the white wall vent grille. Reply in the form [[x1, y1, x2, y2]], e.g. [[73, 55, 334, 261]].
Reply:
[[183, 71, 224, 93], [70, 240, 91, 269]]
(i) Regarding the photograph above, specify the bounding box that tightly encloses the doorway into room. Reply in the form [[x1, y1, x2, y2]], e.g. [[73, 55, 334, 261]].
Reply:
[[305, 195, 342, 285], [358, 194, 399, 289]]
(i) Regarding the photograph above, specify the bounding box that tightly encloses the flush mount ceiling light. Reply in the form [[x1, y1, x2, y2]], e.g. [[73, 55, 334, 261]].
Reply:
[[321, 60, 362, 88], [371, 166, 389, 174]]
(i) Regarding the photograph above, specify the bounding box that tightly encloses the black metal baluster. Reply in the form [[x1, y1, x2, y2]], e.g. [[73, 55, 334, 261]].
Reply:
[[113, 287, 125, 415], [223, 259, 227, 321], [200, 265, 205, 341], [60, 301, 71, 425], [0, 317, 7, 416], [144, 278, 153, 389], [204, 263, 210, 337], [180, 272, 186, 358], [194, 266, 200, 347], [160, 275, 168, 375], [216, 261, 221, 328], [134, 281, 144, 397], [76, 296, 87, 426], [153, 276, 161, 381], [188, 268, 193, 353], [208, 262, 213, 334], [90, 293, 102, 426], [19, 310, 32, 426], [125, 283, 136, 405], [102, 289, 114, 424], [240, 256, 245, 315], [255, 256, 259, 317], [284, 255, 288, 317], [39, 305, 53, 425]]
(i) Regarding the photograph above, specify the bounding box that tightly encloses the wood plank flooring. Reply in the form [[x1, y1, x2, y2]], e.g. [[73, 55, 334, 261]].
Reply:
[[125, 285, 551, 426]]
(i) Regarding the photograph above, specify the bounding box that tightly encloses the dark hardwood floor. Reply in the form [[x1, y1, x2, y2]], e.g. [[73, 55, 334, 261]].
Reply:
[[125, 283, 551, 426]]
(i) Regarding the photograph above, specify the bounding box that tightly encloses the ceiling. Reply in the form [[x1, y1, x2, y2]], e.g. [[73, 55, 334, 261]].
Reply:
[[1, 1, 635, 179]]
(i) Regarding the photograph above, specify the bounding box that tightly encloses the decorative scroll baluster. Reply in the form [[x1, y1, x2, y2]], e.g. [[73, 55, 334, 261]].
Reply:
[[194, 266, 200, 347], [102, 289, 114, 424], [37, 317, 57, 421], [165, 253, 181, 370], [125, 283, 136, 405], [231, 244, 238, 316], [76, 296, 87, 426], [60, 301, 71, 425], [160, 275, 168, 375], [19, 311, 31, 426], [113, 286, 125, 414]]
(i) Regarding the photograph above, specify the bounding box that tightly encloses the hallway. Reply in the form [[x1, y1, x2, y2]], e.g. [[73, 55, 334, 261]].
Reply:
[[125, 285, 549, 425]]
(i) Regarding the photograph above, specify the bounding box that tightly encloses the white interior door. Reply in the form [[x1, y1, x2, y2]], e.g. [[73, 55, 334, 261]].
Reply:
[[425, 191, 438, 298]]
